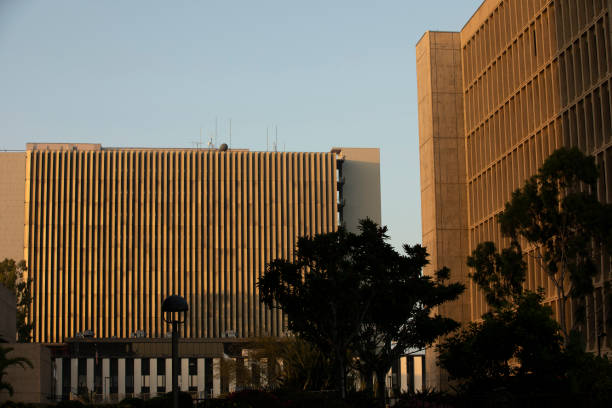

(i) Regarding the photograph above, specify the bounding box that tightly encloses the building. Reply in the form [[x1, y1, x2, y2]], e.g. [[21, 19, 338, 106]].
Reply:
[[417, 0, 612, 389], [0, 283, 53, 404], [0, 142, 389, 401]]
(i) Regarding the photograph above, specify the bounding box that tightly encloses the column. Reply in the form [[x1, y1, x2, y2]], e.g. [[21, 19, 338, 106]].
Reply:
[[181, 358, 189, 391], [150, 358, 158, 397], [413, 356, 423, 392], [118, 358, 126, 400], [55, 357, 62, 401], [228, 358, 236, 393], [260, 358, 268, 388], [102, 358, 110, 400], [165, 358, 172, 393], [197, 358, 205, 398], [400, 356, 408, 393], [243, 357, 251, 386], [212, 358, 221, 397], [86, 358, 94, 394], [133, 358, 142, 396], [70, 358, 78, 397]]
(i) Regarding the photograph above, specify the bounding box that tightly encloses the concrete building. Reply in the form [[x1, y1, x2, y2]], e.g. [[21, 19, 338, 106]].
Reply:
[[417, 0, 612, 389], [0, 283, 16, 342], [0, 142, 389, 401]]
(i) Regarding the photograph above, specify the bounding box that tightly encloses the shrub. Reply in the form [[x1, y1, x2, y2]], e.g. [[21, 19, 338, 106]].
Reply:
[[56, 401, 86, 408], [143, 392, 192, 408], [119, 396, 145, 408]]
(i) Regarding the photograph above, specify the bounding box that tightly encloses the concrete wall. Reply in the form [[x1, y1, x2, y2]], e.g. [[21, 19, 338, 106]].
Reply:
[[335, 147, 381, 233], [0, 284, 16, 342], [0, 344, 53, 404], [0, 152, 25, 263], [416, 31, 470, 391]]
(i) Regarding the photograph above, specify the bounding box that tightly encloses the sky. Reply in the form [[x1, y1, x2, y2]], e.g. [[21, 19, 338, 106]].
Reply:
[[0, 0, 483, 250]]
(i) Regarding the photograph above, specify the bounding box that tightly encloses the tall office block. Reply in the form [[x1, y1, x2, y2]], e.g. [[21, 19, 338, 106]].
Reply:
[[418, 0, 612, 389], [0, 143, 379, 344]]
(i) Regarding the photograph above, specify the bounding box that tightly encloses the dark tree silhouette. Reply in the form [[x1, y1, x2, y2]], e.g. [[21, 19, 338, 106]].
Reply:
[[0, 259, 33, 342], [258, 219, 464, 404], [497, 147, 612, 339]]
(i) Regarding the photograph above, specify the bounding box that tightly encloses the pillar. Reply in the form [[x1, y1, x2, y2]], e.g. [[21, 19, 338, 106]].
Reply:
[[150, 358, 158, 397], [243, 357, 251, 386], [212, 358, 221, 397], [55, 357, 62, 401], [228, 358, 236, 393], [181, 358, 189, 391], [102, 358, 110, 400], [165, 358, 172, 393], [70, 358, 78, 397], [260, 358, 268, 388], [118, 358, 126, 400], [413, 356, 423, 392], [133, 358, 142, 396], [197, 358, 205, 398], [86, 358, 94, 394], [400, 356, 408, 393]]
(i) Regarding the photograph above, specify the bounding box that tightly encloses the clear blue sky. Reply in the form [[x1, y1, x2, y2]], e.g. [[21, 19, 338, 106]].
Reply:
[[0, 0, 482, 249]]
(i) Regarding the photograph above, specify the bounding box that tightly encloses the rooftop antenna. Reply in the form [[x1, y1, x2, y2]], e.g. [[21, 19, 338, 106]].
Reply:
[[191, 128, 204, 150], [215, 117, 218, 148], [207, 131, 214, 149], [229, 119, 232, 149], [266, 127, 269, 152], [275, 125, 278, 152]]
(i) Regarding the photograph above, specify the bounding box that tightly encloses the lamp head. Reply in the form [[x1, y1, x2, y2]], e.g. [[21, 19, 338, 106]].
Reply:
[[162, 295, 189, 323]]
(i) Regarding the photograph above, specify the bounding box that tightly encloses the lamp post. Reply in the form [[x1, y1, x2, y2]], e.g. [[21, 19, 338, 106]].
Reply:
[[162, 295, 189, 408]]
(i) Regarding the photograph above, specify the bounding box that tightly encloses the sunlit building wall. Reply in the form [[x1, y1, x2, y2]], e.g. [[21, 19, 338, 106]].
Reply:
[[417, 0, 612, 389], [0, 143, 381, 343]]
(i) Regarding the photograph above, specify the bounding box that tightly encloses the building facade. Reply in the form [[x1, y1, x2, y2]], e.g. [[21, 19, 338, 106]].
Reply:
[[0, 143, 387, 401], [0, 143, 381, 342], [417, 0, 612, 389]]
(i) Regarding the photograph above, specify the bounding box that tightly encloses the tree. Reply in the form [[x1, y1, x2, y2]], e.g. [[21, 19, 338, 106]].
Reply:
[[258, 219, 464, 402], [350, 221, 464, 403], [250, 336, 337, 391], [0, 259, 33, 342], [497, 147, 612, 339], [439, 241, 565, 393], [258, 224, 367, 398], [0, 341, 33, 397]]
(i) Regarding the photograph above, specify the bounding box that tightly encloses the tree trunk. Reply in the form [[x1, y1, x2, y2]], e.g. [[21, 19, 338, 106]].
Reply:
[[558, 286, 568, 344], [375, 368, 387, 408], [363, 371, 373, 393], [338, 358, 346, 399]]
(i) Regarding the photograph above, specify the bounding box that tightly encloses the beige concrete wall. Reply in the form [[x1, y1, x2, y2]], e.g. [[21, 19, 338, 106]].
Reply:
[[416, 31, 469, 391], [0, 344, 53, 403], [24, 147, 339, 342], [0, 284, 16, 342], [334, 147, 381, 233], [0, 152, 25, 263]]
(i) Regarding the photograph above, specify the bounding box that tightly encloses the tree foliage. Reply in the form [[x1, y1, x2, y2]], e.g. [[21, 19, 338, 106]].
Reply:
[[0, 341, 33, 396], [497, 147, 612, 337], [351, 222, 464, 402], [258, 219, 464, 402], [440, 240, 564, 393], [439, 148, 612, 400], [0, 259, 33, 342]]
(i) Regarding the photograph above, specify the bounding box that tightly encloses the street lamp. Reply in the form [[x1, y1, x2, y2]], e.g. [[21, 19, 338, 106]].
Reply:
[[162, 295, 189, 408]]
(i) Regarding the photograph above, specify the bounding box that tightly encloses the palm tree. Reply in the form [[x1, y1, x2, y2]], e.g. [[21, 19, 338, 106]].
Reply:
[[0, 339, 33, 397]]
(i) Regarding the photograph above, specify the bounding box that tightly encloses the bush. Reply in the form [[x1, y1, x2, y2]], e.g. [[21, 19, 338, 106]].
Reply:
[[119, 396, 145, 408], [225, 389, 284, 408], [143, 392, 192, 408], [0, 402, 39, 408], [56, 401, 86, 408]]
